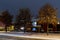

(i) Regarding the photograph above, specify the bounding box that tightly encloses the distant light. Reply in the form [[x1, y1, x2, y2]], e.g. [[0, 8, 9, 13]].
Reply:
[[32, 22, 37, 26], [32, 28, 37, 31], [35, 22, 37, 25], [11, 25, 14, 27], [20, 27, 24, 30], [57, 22, 60, 24]]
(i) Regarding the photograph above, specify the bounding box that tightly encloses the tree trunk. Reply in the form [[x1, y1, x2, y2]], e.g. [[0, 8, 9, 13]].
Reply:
[[53, 25, 57, 32], [5, 25, 8, 32]]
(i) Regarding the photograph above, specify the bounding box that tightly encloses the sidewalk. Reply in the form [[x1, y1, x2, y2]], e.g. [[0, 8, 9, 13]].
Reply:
[[0, 31, 10, 32], [0, 32, 60, 40]]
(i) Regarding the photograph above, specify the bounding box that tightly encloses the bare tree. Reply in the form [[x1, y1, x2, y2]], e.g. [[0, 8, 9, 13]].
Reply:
[[15, 8, 32, 32], [1, 10, 13, 32]]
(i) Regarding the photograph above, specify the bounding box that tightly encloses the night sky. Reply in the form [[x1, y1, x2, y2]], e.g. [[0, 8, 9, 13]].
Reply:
[[0, 0, 60, 21]]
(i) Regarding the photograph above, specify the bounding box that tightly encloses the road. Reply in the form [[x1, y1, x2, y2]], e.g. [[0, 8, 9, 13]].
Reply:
[[0, 32, 41, 40], [0, 32, 60, 40], [0, 35, 42, 40]]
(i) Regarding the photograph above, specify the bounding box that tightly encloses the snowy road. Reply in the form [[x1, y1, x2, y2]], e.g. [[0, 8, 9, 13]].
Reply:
[[0, 32, 60, 40]]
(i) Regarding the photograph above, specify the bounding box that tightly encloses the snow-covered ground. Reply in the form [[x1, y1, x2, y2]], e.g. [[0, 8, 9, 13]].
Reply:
[[0, 32, 60, 40]]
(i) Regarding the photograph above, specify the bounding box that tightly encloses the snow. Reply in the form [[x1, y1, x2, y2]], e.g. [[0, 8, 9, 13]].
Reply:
[[0, 32, 60, 40]]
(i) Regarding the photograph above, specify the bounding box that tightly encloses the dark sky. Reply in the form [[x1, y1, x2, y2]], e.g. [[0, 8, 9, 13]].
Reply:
[[0, 0, 60, 21]]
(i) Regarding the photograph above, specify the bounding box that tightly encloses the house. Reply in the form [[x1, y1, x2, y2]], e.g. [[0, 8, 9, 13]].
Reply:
[[0, 21, 5, 31]]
